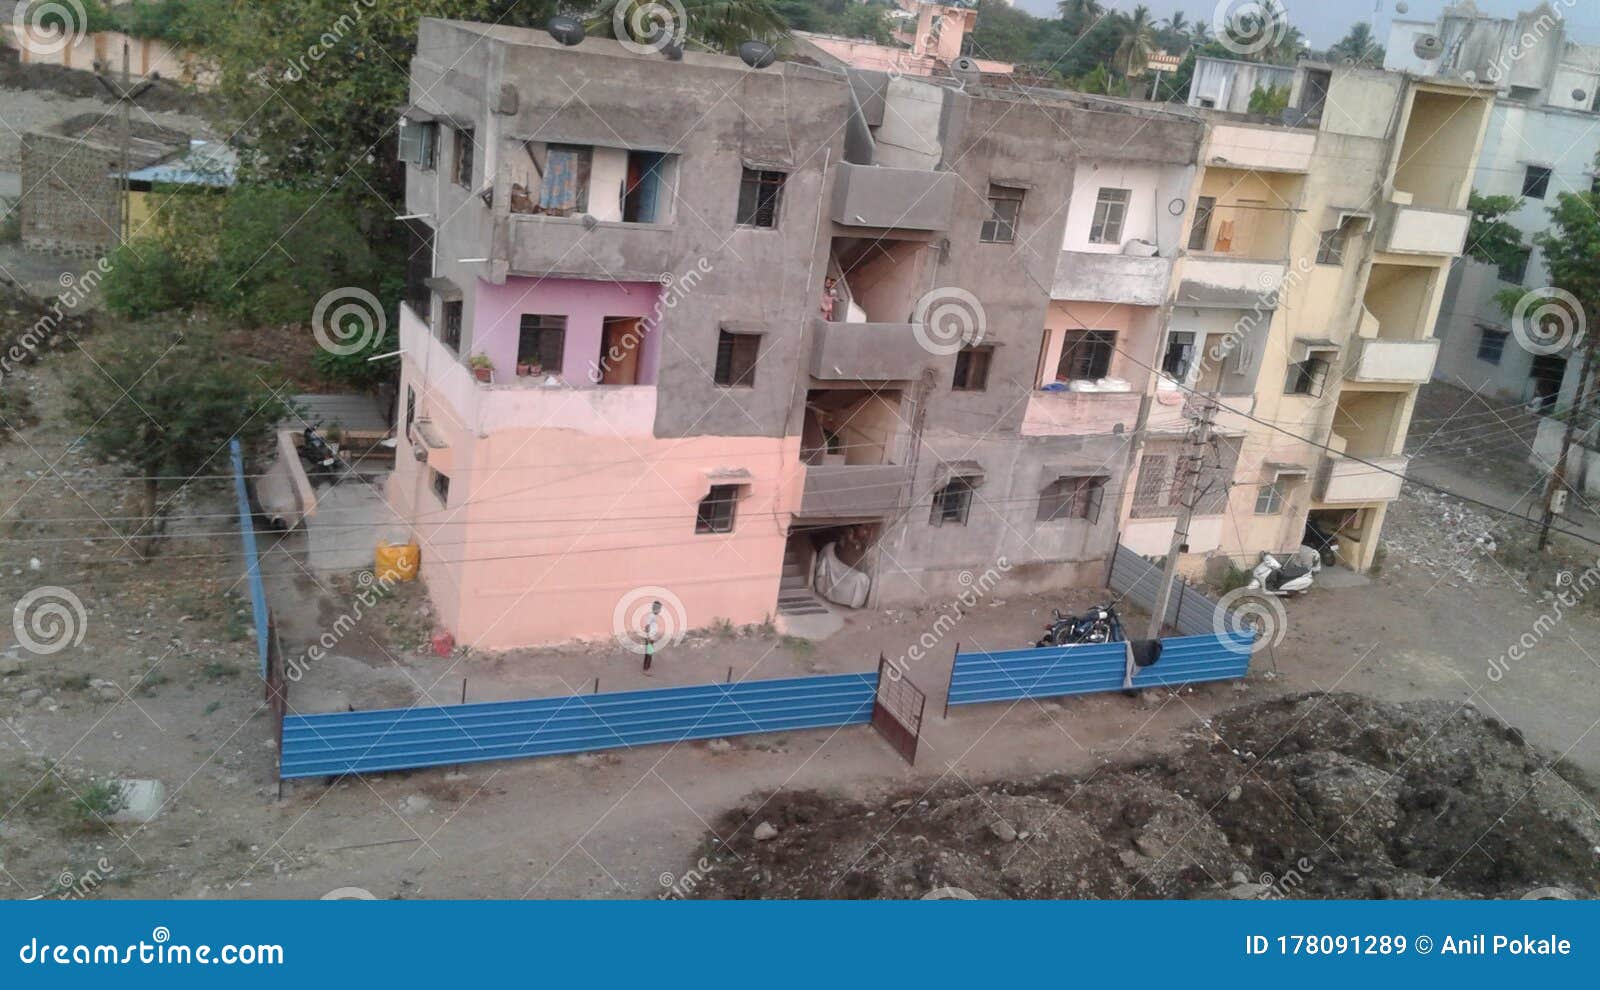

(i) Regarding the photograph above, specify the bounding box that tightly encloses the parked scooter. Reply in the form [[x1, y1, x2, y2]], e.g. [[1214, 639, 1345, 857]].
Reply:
[[1246, 550, 1316, 596], [1036, 603, 1125, 647]]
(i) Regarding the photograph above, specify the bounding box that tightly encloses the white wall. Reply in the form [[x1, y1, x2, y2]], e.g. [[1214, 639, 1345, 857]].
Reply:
[[1060, 160, 1191, 256]]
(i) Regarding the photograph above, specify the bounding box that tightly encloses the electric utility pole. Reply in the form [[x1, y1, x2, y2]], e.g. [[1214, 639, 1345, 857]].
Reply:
[[95, 41, 156, 245], [1146, 393, 1218, 640], [1538, 326, 1598, 551]]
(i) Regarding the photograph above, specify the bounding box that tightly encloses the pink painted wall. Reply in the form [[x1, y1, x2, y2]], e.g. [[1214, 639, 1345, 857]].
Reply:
[[472, 276, 663, 385]]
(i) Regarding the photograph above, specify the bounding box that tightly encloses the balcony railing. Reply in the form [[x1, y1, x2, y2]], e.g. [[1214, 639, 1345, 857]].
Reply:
[[800, 463, 909, 520], [1315, 454, 1408, 504], [1347, 338, 1439, 384], [1051, 251, 1173, 306], [505, 210, 676, 282], [831, 162, 955, 231], [1205, 124, 1316, 173], [1020, 389, 1141, 437], [1377, 197, 1470, 256], [810, 317, 938, 382]]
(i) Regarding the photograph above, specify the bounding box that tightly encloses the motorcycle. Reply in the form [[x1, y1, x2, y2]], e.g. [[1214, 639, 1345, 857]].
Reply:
[[1302, 517, 1341, 567], [1246, 551, 1316, 596], [1036, 603, 1125, 647], [298, 426, 339, 472]]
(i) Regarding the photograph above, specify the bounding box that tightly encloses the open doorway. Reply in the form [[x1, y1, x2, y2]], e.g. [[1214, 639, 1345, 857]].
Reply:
[[1530, 354, 1566, 412], [780, 523, 881, 614]]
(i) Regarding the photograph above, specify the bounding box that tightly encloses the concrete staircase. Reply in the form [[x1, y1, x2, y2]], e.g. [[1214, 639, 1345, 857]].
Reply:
[[777, 543, 828, 616]]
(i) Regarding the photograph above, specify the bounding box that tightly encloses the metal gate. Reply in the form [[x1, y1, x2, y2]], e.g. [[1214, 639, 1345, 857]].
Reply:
[[870, 654, 926, 765]]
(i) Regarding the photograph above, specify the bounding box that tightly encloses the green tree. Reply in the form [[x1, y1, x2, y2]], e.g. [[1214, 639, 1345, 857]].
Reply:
[[1327, 21, 1383, 66], [1247, 83, 1290, 115], [1465, 190, 1527, 272], [70, 323, 288, 556], [1057, 0, 1104, 37], [965, 0, 1038, 65], [1113, 5, 1157, 79]]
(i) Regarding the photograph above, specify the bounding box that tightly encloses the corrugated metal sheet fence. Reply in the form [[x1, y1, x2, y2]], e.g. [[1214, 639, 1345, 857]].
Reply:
[[1106, 542, 1224, 638], [281, 672, 878, 779], [945, 633, 1254, 710], [230, 438, 271, 678]]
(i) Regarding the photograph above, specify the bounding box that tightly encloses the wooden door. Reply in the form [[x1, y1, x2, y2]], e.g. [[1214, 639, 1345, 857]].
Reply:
[[599, 318, 643, 385]]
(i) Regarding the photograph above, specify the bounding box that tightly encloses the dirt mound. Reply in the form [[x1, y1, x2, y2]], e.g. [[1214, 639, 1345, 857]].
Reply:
[[0, 46, 198, 113], [687, 694, 1600, 899]]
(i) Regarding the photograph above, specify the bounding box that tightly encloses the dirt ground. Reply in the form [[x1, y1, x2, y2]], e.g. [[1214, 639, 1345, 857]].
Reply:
[[3, 337, 1600, 899]]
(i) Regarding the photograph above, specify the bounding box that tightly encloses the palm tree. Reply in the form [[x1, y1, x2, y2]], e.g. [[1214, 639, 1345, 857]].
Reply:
[[1328, 21, 1384, 67], [1058, 0, 1105, 36], [1113, 5, 1157, 79], [1265, 24, 1306, 65], [1190, 20, 1211, 43], [1162, 11, 1189, 35], [591, 0, 788, 54]]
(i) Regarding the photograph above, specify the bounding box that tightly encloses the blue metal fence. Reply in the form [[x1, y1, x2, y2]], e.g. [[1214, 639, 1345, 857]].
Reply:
[[230, 439, 270, 678], [945, 631, 1254, 709], [280, 672, 878, 779]]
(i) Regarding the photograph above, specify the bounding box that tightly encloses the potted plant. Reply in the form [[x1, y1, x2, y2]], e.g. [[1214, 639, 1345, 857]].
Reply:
[[468, 353, 494, 383]]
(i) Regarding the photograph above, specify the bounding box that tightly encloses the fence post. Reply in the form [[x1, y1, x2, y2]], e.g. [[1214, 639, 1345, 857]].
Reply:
[[461, 678, 467, 705], [1173, 581, 1183, 634], [944, 641, 959, 719]]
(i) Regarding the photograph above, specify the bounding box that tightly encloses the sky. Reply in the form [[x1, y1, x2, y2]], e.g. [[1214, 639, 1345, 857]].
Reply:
[[1009, 0, 1600, 50]]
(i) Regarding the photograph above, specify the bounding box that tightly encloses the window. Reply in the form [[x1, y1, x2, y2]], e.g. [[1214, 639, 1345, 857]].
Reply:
[[952, 346, 992, 391], [403, 219, 433, 317], [1088, 187, 1131, 244], [1317, 227, 1349, 265], [1134, 453, 1174, 511], [736, 168, 785, 227], [398, 118, 437, 170], [622, 150, 670, 223], [430, 469, 450, 506], [1522, 164, 1552, 199], [1187, 196, 1215, 251], [695, 485, 740, 533], [1284, 356, 1328, 396], [518, 314, 566, 373], [453, 127, 475, 188], [931, 476, 976, 527], [1498, 247, 1531, 285], [714, 330, 759, 387], [1161, 331, 1196, 379], [1058, 330, 1115, 381], [1509, 85, 1541, 102], [441, 299, 463, 352], [1037, 476, 1105, 523], [981, 184, 1025, 243], [1477, 328, 1509, 364], [1254, 481, 1284, 515]]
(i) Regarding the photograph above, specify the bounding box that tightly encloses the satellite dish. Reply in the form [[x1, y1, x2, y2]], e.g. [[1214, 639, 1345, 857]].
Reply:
[[1462, 70, 1478, 83], [1396, 1, 1410, 13], [1574, 88, 1588, 102], [950, 55, 982, 87], [1413, 34, 1442, 60], [738, 41, 776, 69], [546, 16, 585, 46]]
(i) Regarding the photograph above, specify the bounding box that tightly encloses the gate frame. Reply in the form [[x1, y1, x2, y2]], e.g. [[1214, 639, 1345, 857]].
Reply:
[[870, 653, 926, 765]]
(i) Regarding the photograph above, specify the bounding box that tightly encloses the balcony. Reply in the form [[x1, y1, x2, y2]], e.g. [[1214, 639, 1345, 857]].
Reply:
[[1316, 454, 1408, 504], [800, 463, 909, 520], [810, 318, 937, 381], [1051, 251, 1173, 306], [1347, 338, 1439, 384], [1377, 197, 1470, 256], [399, 303, 657, 437], [1205, 124, 1316, 173], [1021, 389, 1141, 437], [831, 162, 955, 232], [1176, 257, 1287, 308], [505, 212, 677, 282]]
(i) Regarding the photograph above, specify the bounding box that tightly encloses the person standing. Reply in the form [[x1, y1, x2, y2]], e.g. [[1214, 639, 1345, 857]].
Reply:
[[641, 600, 663, 675]]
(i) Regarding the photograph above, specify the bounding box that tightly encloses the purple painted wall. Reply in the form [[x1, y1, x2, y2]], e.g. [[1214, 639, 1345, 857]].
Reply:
[[472, 276, 663, 385]]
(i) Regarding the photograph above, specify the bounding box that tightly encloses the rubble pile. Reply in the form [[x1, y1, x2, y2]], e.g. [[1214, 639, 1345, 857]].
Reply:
[[1381, 486, 1505, 583], [688, 694, 1600, 900]]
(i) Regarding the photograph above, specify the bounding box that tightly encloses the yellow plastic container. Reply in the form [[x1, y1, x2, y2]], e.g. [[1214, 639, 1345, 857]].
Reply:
[[375, 541, 420, 583]]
